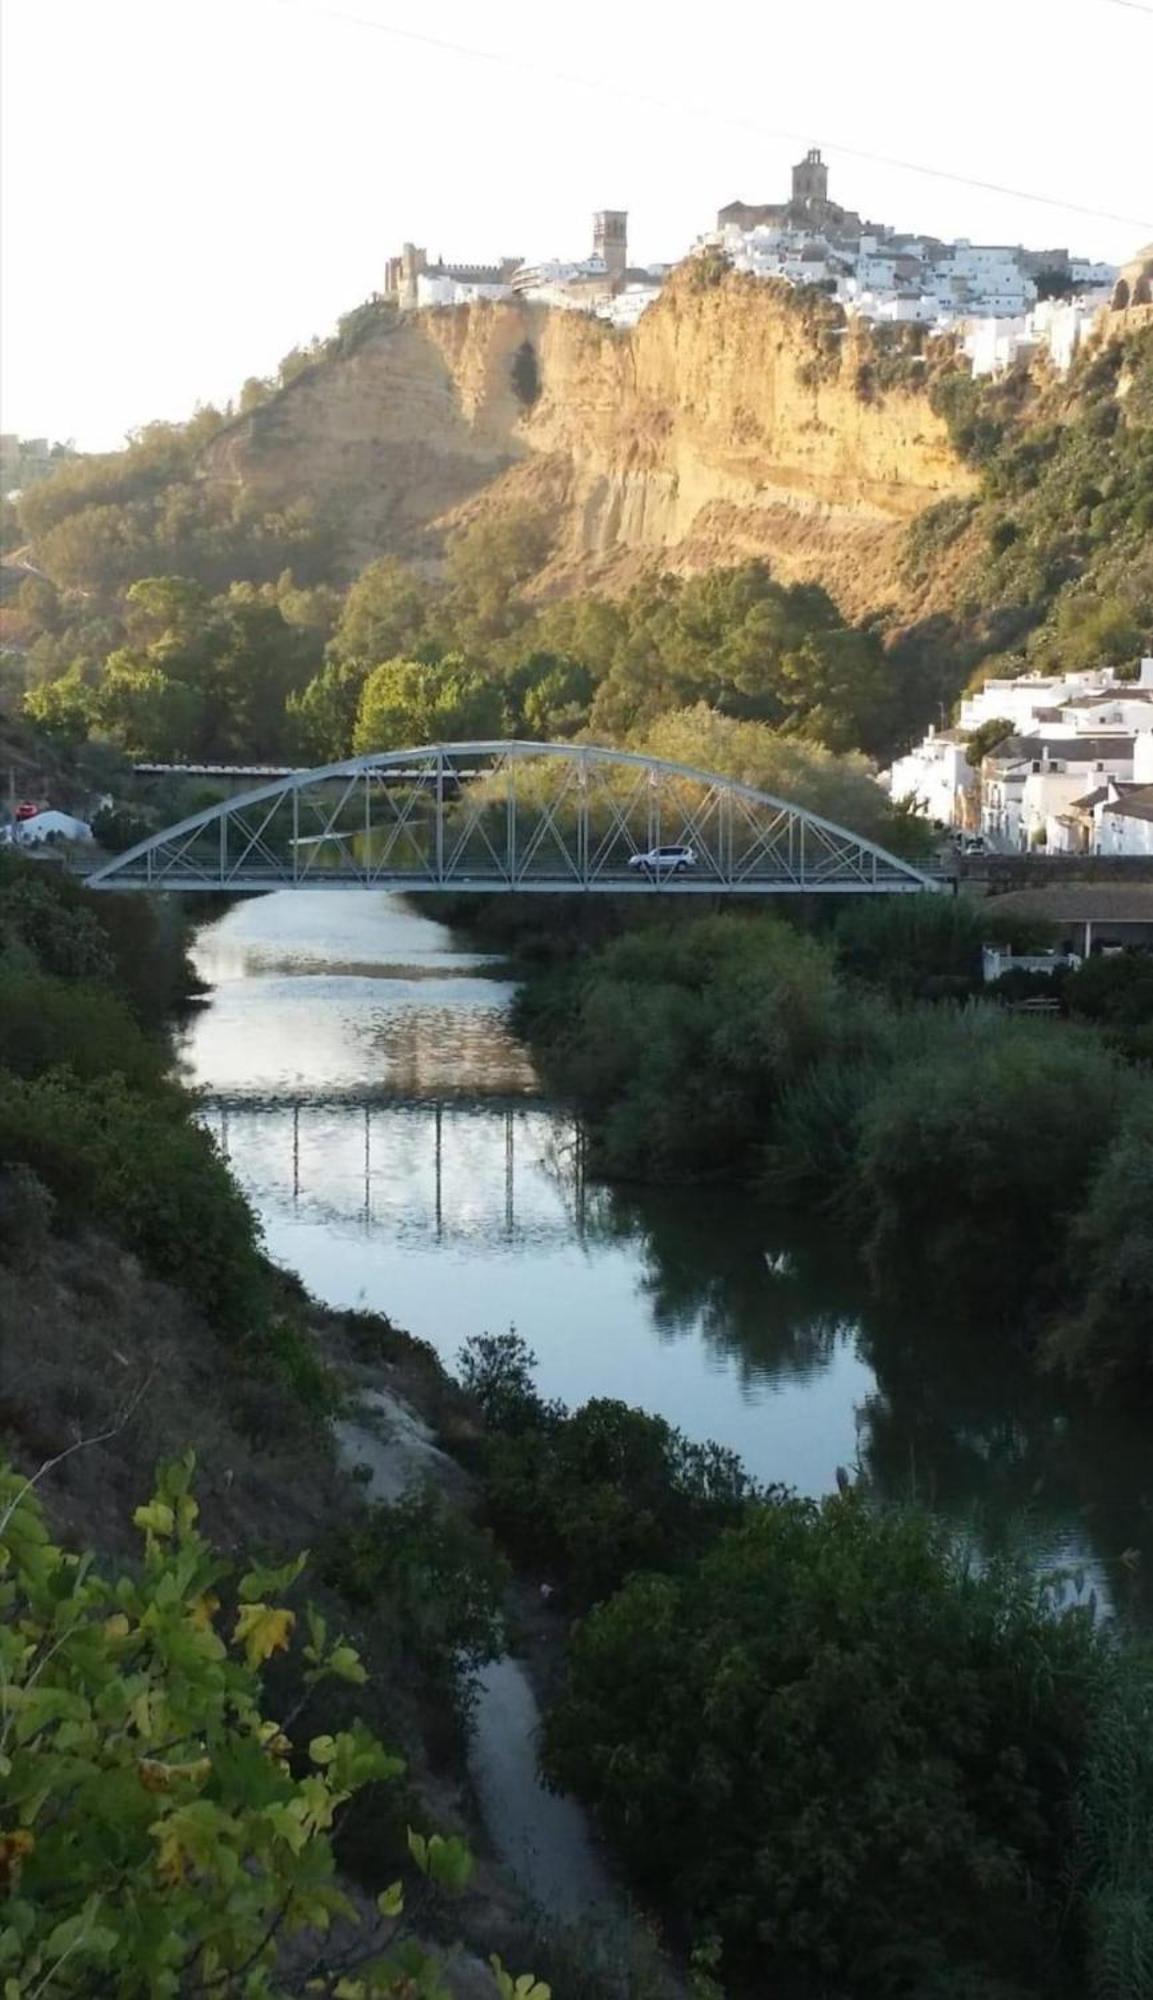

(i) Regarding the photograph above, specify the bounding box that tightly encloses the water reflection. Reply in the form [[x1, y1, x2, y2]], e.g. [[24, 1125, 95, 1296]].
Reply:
[[182, 893, 1151, 1615]]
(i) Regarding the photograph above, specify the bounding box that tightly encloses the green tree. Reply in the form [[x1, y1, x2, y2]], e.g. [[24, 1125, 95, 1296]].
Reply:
[[124, 574, 213, 647], [287, 658, 367, 763], [94, 652, 205, 759], [328, 558, 432, 670], [352, 656, 505, 754], [965, 714, 1015, 765], [507, 650, 596, 739], [634, 705, 920, 852], [856, 1025, 1123, 1312], [445, 510, 552, 639], [22, 669, 96, 745]]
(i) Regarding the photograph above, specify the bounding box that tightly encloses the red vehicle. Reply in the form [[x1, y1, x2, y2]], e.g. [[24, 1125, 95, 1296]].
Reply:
[[14, 801, 40, 821]]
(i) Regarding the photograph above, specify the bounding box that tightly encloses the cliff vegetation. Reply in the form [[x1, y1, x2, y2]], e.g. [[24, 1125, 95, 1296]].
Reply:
[[2, 270, 1149, 797]]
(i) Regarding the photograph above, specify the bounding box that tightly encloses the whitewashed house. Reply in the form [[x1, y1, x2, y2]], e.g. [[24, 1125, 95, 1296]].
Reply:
[[887, 728, 978, 825], [1093, 787, 1153, 857], [982, 738, 1136, 849]]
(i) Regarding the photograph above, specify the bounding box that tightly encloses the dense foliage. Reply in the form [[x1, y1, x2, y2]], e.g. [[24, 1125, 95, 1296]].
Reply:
[[910, 321, 1153, 684], [544, 1491, 1103, 1998], [0, 1454, 519, 1997], [5, 306, 1150, 790], [457, 1338, 1152, 2000], [515, 904, 1152, 1388], [459, 1333, 757, 1606]]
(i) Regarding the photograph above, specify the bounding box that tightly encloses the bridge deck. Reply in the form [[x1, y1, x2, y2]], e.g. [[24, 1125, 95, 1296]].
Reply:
[[81, 868, 944, 895]]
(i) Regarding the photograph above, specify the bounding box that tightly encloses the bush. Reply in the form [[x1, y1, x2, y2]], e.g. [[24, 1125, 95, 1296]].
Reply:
[[457, 1330, 557, 1434], [461, 1337, 757, 1607], [834, 893, 1050, 1000], [1074, 1641, 1153, 2000], [855, 1023, 1123, 1315], [538, 916, 840, 1180], [544, 1490, 1102, 1997], [0, 1164, 56, 1270], [1046, 1091, 1153, 1391], [0, 1069, 267, 1333], [0, 1454, 496, 1996], [320, 1487, 508, 1710], [0, 969, 166, 1089]]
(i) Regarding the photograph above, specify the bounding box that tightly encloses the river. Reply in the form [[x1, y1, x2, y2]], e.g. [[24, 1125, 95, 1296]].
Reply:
[[181, 890, 1152, 1625]]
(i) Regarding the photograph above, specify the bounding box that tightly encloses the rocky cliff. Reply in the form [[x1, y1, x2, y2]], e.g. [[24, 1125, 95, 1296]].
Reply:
[[201, 268, 976, 617]]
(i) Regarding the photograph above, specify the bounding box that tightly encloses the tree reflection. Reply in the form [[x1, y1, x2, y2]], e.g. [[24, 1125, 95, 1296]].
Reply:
[[568, 1166, 1152, 1623], [593, 1186, 865, 1387], [852, 1301, 1152, 1623]]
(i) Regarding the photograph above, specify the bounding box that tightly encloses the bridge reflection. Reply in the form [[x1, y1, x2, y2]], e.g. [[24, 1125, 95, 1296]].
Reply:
[[203, 1095, 592, 1246]]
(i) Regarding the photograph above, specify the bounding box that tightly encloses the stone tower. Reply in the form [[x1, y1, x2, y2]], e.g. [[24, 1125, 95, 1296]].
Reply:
[[593, 210, 628, 282], [791, 148, 829, 211]]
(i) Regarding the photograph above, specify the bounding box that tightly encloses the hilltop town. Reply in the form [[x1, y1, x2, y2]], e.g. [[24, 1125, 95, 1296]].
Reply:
[[383, 150, 1152, 374]]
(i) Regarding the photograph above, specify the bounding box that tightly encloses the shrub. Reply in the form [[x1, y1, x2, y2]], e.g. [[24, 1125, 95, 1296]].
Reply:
[[457, 1331, 557, 1435], [320, 1488, 508, 1710], [0, 1164, 56, 1270], [544, 1490, 1102, 1997], [0, 1454, 499, 1996], [834, 893, 1051, 1000], [542, 917, 840, 1180], [1074, 1641, 1153, 2000], [0, 1069, 267, 1333], [463, 1338, 758, 1608], [0, 969, 166, 1088], [854, 1024, 1123, 1314], [1046, 1091, 1153, 1391]]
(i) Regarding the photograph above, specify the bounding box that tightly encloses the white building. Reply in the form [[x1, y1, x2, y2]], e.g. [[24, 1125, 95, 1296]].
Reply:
[[887, 728, 978, 826], [964, 296, 1111, 378], [983, 737, 1138, 849], [958, 659, 1153, 737], [595, 284, 662, 329], [1093, 787, 1153, 857], [414, 273, 514, 308], [890, 660, 1153, 849]]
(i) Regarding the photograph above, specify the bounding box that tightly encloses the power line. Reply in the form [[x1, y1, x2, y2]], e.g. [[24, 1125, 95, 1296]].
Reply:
[[276, 0, 1153, 234], [1098, 0, 1152, 14]]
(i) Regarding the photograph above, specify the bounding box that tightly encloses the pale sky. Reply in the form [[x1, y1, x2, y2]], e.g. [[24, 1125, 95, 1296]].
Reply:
[[3, 0, 1151, 451]]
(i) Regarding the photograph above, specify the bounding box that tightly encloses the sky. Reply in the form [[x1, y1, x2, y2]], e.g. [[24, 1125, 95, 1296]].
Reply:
[[2, 0, 1151, 451]]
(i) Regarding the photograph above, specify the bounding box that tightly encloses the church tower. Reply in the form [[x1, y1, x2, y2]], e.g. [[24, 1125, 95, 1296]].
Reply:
[[593, 210, 628, 282], [791, 148, 829, 211]]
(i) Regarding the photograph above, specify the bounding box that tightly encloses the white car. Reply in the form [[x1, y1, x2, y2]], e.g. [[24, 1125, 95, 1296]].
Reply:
[[628, 844, 697, 876]]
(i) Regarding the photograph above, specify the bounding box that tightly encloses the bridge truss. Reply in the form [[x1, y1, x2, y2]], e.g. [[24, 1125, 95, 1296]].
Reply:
[[85, 741, 939, 895]]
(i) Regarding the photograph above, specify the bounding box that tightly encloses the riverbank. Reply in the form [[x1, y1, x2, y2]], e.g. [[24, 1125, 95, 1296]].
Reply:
[[5, 863, 1151, 1998], [500, 898, 1153, 1402], [0, 855, 664, 1996]]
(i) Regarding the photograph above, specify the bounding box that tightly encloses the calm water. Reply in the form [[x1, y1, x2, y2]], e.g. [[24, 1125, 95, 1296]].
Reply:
[[180, 891, 1152, 1621]]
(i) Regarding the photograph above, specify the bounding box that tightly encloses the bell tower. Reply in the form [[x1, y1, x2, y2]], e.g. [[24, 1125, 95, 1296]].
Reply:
[[791, 148, 829, 211], [593, 210, 628, 282]]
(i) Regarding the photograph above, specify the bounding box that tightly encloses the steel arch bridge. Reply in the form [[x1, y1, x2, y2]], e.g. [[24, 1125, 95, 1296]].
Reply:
[[83, 741, 940, 896]]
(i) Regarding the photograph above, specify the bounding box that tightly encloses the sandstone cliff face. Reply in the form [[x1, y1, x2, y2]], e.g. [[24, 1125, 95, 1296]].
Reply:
[[201, 270, 976, 616]]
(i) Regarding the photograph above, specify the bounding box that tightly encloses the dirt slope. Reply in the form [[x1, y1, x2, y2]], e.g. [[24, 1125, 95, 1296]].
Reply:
[[200, 268, 975, 617]]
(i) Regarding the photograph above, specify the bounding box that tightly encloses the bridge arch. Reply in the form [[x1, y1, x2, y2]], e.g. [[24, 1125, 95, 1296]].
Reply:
[[84, 740, 940, 896]]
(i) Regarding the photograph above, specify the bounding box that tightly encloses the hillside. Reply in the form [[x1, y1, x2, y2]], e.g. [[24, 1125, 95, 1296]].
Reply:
[[3, 274, 1150, 779], [200, 265, 974, 617]]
